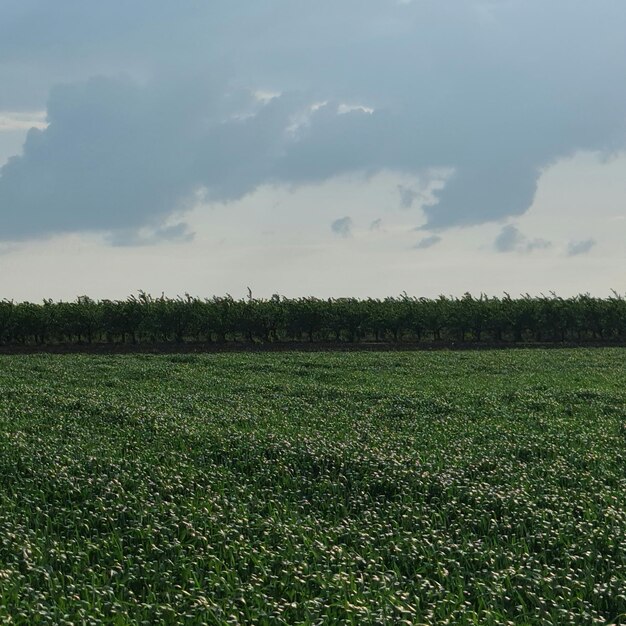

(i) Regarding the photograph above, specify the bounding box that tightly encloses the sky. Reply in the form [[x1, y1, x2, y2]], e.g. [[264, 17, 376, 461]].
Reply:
[[0, 0, 625, 301]]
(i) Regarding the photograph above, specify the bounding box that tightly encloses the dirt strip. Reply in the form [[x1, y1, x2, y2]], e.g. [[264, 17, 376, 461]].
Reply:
[[0, 340, 625, 355]]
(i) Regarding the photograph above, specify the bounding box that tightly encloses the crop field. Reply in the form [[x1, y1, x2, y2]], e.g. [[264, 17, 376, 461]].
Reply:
[[0, 350, 625, 625]]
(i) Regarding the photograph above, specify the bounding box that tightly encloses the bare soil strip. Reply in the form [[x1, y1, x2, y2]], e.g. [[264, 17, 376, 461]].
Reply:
[[1, 340, 626, 355]]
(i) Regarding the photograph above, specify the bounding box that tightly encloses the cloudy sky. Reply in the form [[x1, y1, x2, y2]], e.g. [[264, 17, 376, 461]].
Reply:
[[1, 0, 625, 301]]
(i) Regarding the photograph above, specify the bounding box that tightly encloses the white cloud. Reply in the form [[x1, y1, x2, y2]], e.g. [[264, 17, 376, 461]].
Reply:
[[513, 150, 626, 258], [253, 90, 281, 103], [337, 103, 374, 115], [0, 111, 47, 132], [0, 2, 625, 298], [0, 155, 624, 301]]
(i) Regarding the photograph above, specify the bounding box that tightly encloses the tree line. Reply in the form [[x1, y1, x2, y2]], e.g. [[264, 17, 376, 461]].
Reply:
[[1, 292, 626, 346]]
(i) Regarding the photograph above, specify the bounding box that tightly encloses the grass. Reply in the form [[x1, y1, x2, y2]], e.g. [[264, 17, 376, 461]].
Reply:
[[0, 349, 625, 625]]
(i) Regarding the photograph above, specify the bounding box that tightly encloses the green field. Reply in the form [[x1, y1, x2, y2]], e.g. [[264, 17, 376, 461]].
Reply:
[[0, 351, 625, 625]]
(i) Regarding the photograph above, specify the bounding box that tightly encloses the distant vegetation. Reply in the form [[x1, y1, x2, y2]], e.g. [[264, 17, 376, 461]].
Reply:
[[2, 292, 626, 346]]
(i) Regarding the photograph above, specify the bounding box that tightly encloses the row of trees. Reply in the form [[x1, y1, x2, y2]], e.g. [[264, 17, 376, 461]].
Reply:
[[1, 292, 626, 346]]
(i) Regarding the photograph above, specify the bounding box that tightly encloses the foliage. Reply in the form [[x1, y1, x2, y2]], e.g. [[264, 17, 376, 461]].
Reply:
[[2, 293, 626, 346], [0, 350, 626, 624]]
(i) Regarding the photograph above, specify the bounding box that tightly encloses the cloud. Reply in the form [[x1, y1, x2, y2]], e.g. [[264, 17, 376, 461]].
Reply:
[[0, 76, 304, 239], [331, 216, 353, 238], [567, 238, 595, 256], [398, 185, 419, 209], [494, 225, 523, 253], [413, 235, 441, 250], [1, 1, 626, 241], [526, 238, 552, 252], [370, 218, 382, 231], [107, 222, 194, 247], [0, 111, 47, 132], [494, 224, 551, 253]]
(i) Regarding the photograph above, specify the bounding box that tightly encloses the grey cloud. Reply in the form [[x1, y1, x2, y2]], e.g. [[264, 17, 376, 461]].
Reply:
[[495, 224, 551, 253], [331, 217, 353, 238], [1, 1, 626, 241], [567, 239, 596, 256], [413, 235, 441, 250], [0, 76, 304, 239], [398, 185, 419, 209], [494, 225, 523, 253], [427, 166, 541, 230], [526, 238, 552, 252], [107, 223, 194, 247]]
